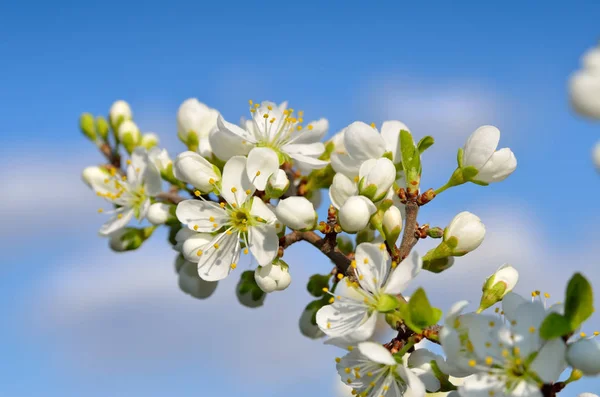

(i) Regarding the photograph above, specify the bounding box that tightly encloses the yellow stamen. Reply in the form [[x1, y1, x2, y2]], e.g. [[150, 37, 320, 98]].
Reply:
[[391, 261, 397, 268], [370, 122, 376, 128], [126, 160, 132, 165], [193, 225, 199, 231], [213, 243, 219, 249], [581, 332, 587, 338], [196, 250, 203, 256], [209, 216, 215, 222], [345, 368, 351, 374], [335, 357, 341, 363], [231, 187, 237, 193], [347, 346, 354, 351], [97, 208, 103, 213], [322, 287, 329, 292], [529, 326, 536, 333], [230, 263, 237, 269], [244, 248, 249, 254], [307, 125, 313, 130], [256, 171, 261, 176], [329, 297, 335, 304], [485, 356, 493, 365], [209, 178, 215, 184], [351, 260, 357, 268], [337, 273, 344, 280], [468, 360, 476, 367]]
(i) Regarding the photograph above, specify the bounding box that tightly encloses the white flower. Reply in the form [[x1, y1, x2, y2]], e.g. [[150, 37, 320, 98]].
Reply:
[[338, 196, 377, 233], [382, 205, 403, 246], [478, 264, 519, 312], [316, 243, 421, 344], [330, 121, 410, 178], [275, 196, 317, 231], [173, 151, 221, 193], [441, 295, 568, 397], [566, 337, 600, 376], [147, 202, 173, 225], [140, 132, 159, 149], [174, 227, 196, 253], [210, 101, 329, 172], [148, 147, 172, 171], [329, 173, 359, 209], [358, 158, 397, 202], [266, 169, 290, 198], [177, 257, 218, 299], [461, 126, 517, 184], [336, 341, 426, 397], [593, 141, 600, 171], [177, 98, 219, 156], [254, 262, 291, 293], [82, 166, 110, 188], [109, 100, 132, 126], [445, 211, 485, 255], [176, 156, 279, 281], [579, 394, 599, 397], [92, 148, 162, 236], [569, 46, 600, 120]]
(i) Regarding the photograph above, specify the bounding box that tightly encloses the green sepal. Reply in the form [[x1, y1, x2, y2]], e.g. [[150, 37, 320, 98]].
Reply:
[[417, 136, 434, 154], [456, 148, 464, 168], [382, 151, 394, 161], [430, 360, 457, 392], [96, 116, 110, 141], [376, 294, 401, 313], [399, 130, 421, 193], [478, 282, 507, 312], [422, 256, 454, 274], [397, 288, 442, 333]]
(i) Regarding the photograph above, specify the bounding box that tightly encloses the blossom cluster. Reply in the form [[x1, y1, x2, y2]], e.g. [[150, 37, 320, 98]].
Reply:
[[78, 97, 596, 397]]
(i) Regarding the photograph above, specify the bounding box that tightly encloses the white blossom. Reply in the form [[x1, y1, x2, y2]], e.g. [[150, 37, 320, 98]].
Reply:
[[335, 342, 426, 397], [461, 125, 517, 184], [92, 148, 161, 235], [147, 202, 173, 225], [177, 98, 219, 156], [358, 158, 397, 202], [329, 172, 359, 209], [266, 169, 290, 198], [173, 151, 221, 193], [275, 196, 317, 231], [176, 156, 278, 281], [338, 196, 377, 233], [479, 264, 519, 312], [566, 337, 600, 376], [445, 211, 485, 255], [316, 243, 421, 344], [109, 100, 132, 126], [210, 100, 329, 172], [82, 165, 110, 188], [569, 46, 600, 120], [254, 262, 291, 293], [148, 147, 172, 171], [382, 205, 403, 246]]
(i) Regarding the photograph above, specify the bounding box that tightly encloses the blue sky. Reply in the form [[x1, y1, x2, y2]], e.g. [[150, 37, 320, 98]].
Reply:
[[1, 1, 599, 396]]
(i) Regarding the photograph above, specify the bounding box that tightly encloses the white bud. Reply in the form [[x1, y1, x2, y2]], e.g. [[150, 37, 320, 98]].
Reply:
[[140, 133, 159, 149], [579, 394, 599, 397], [81, 166, 110, 188], [582, 47, 600, 71], [338, 195, 377, 233], [108, 229, 128, 252], [478, 264, 519, 312], [593, 141, 600, 171], [382, 205, 403, 246], [254, 262, 291, 293], [266, 169, 290, 198], [329, 172, 358, 209], [177, 98, 219, 143], [307, 189, 322, 210], [148, 148, 172, 171], [567, 338, 600, 376], [445, 211, 485, 255], [275, 197, 317, 231], [147, 203, 173, 225], [117, 120, 141, 154], [462, 126, 517, 184], [174, 228, 196, 253], [178, 259, 218, 299], [109, 100, 132, 126], [358, 158, 396, 201], [173, 151, 220, 192]]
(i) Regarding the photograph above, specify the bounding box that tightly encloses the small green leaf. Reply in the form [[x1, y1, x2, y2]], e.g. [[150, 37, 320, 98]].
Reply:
[[376, 294, 401, 313], [400, 130, 421, 192], [539, 313, 572, 339], [409, 288, 441, 329], [564, 273, 594, 329], [307, 274, 331, 297], [417, 136, 434, 153]]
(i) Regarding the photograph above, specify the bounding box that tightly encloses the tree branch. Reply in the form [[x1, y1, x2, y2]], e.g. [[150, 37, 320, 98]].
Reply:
[[398, 201, 420, 260], [281, 230, 352, 274]]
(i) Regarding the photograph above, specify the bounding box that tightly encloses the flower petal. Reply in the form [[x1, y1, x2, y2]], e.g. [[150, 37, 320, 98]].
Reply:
[[181, 232, 213, 262], [354, 242, 390, 293], [176, 200, 228, 232], [283, 142, 325, 157], [330, 151, 361, 178], [380, 120, 410, 163], [209, 123, 251, 161], [344, 121, 387, 163], [316, 302, 370, 337], [513, 301, 547, 356], [248, 223, 278, 266], [329, 173, 358, 209], [462, 125, 500, 169], [250, 197, 277, 223], [459, 373, 505, 397], [99, 207, 134, 236], [530, 338, 567, 383], [288, 118, 328, 145], [221, 156, 254, 205], [357, 341, 396, 365], [502, 292, 527, 322], [475, 147, 517, 183], [287, 151, 329, 170], [384, 250, 422, 295], [246, 147, 280, 190], [397, 365, 426, 397], [324, 312, 378, 347], [197, 232, 240, 281]]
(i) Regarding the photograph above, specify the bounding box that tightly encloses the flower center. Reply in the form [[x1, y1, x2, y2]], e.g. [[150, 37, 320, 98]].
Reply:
[[229, 208, 252, 231]]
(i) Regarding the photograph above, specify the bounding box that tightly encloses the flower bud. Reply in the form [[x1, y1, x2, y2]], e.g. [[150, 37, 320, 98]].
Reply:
[[567, 338, 600, 376], [178, 259, 218, 299], [177, 98, 219, 151], [174, 227, 196, 253], [422, 257, 455, 273], [237, 270, 266, 308], [478, 264, 519, 312], [96, 116, 109, 141], [147, 203, 174, 225], [578, 394, 599, 397], [109, 100, 132, 129], [275, 196, 317, 231], [117, 120, 141, 154], [338, 196, 377, 233], [358, 158, 396, 202], [140, 133, 159, 149], [173, 151, 221, 193], [148, 148, 172, 172], [109, 227, 144, 252], [79, 113, 96, 141], [81, 166, 110, 188], [444, 211, 485, 256], [382, 205, 403, 247], [266, 169, 290, 199], [254, 260, 291, 293], [329, 173, 358, 209]]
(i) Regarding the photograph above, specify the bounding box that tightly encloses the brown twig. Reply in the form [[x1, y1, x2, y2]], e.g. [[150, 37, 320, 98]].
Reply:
[[281, 230, 352, 274], [398, 201, 420, 260]]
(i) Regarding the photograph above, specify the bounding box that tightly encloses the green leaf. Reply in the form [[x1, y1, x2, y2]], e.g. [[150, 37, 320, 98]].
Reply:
[[168, 222, 183, 246], [417, 136, 434, 153], [564, 273, 594, 329], [399, 130, 421, 192], [539, 313, 573, 339], [307, 274, 331, 297], [409, 288, 441, 329]]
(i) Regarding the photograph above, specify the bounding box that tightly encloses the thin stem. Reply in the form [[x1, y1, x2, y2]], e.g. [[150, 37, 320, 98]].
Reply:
[[433, 182, 452, 196]]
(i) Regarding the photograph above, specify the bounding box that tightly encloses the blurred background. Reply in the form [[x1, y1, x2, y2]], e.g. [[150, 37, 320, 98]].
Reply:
[[1, 1, 599, 396]]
